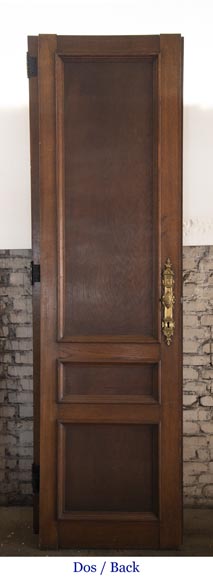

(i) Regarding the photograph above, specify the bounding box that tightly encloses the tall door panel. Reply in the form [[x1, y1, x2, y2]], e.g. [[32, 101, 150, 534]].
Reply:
[[28, 34, 183, 549]]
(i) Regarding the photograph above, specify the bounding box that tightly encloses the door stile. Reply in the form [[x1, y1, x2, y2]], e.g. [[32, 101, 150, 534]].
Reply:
[[38, 34, 58, 549], [159, 34, 183, 548], [28, 35, 40, 534]]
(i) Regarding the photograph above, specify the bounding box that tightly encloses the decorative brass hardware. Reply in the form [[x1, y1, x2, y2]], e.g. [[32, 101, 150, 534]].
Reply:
[[161, 258, 175, 346]]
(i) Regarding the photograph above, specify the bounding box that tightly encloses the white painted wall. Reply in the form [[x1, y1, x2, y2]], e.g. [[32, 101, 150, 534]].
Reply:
[[0, 0, 213, 248]]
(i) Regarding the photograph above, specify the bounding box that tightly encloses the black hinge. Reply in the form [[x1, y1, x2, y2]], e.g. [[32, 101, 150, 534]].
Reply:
[[27, 52, 38, 78], [31, 261, 40, 285], [32, 463, 40, 494]]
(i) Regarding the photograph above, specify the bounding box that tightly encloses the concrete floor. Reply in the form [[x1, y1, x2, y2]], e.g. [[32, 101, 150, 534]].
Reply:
[[0, 507, 212, 556]]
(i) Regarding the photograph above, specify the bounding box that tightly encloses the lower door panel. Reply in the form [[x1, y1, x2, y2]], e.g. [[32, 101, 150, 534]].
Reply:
[[57, 421, 159, 548]]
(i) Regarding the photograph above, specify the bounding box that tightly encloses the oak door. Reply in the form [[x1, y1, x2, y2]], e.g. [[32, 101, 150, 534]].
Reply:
[[28, 34, 183, 549]]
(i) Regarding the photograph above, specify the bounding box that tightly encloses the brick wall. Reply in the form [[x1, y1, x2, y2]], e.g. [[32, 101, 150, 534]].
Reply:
[[0, 247, 213, 506], [183, 246, 213, 506], [0, 250, 33, 505]]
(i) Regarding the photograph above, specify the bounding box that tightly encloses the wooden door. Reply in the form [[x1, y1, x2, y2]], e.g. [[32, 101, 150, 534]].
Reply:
[[28, 34, 183, 549]]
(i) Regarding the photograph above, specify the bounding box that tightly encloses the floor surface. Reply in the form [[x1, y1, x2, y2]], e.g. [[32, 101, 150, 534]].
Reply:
[[0, 508, 212, 556]]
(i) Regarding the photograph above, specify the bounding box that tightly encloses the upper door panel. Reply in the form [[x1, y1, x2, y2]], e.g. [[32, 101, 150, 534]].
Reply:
[[56, 54, 159, 340]]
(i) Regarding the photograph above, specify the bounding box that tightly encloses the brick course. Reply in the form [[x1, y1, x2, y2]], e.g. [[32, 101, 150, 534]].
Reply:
[[0, 247, 213, 506], [0, 250, 33, 505]]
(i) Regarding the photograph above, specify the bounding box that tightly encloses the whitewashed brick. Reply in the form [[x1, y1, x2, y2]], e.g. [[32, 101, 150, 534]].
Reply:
[[202, 343, 211, 354], [183, 315, 199, 327], [183, 284, 198, 298], [18, 470, 32, 482], [183, 485, 203, 497], [0, 458, 6, 470], [201, 314, 213, 326], [183, 253, 199, 270], [198, 408, 211, 421], [21, 379, 33, 390], [199, 473, 213, 484], [19, 483, 32, 495], [183, 422, 200, 435], [201, 423, 213, 434], [0, 419, 6, 432], [13, 297, 31, 311], [183, 367, 198, 380], [10, 311, 32, 324], [196, 448, 210, 461], [6, 459, 17, 469], [201, 286, 213, 299], [15, 351, 33, 364], [10, 446, 32, 457], [183, 436, 206, 448], [8, 365, 32, 377], [183, 447, 196, 461], [183, 462, 208, 475], [19, 405, 33, 419], [183, 394, 197, 406], [183, 327, 209, 340], [16, 327, 32, 338], [0, 391, 6, 403], [183, 382, 208, 396], [200, 396, 213, 407], [183, 341, 199, 354], [0, 326, 9, 337], [203, 485, 213, 497], [0, 406, 16, 418], [4, 339, 32, 351], [10, 273, 24, 286], [19, 459, 32, 470], [0, 250, 33, 506], [185, 272, 208, 285], [201, 369, 213, 380], [183, 409, 199, 421], [1, 353, 12, 363], [183, 472, 198, 485], [184, 355, 209, 366], [208, 437, 213, 459], [0, 434, 17, 446], [8, 392, 33, 404], [184, 300, 208, 313], [19, 431, 33, 446]]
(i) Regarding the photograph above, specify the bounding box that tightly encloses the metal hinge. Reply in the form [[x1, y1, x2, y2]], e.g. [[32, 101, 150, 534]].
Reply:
[[32, 463, 40, 494], [31, 261, 40, 285], [27, 52, 38, 78]]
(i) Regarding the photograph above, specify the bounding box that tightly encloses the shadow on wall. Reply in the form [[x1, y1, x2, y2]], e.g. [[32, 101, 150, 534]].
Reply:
[[0, 104, 213, 248], [0, 107, 31, 249], [183, 105, 213, 221]]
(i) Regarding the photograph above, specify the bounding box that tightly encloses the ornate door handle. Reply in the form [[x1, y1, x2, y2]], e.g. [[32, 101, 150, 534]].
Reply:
[[161, 258, 175, 345]]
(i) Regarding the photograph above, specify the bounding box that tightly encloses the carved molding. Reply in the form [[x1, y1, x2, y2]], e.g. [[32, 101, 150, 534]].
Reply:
[[183, 219, 213, 246]]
